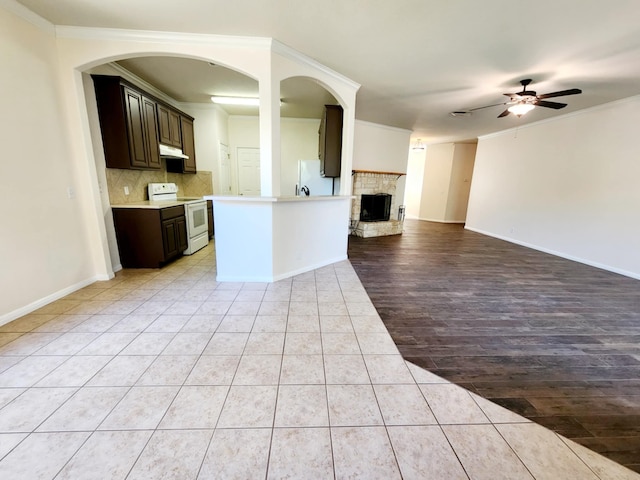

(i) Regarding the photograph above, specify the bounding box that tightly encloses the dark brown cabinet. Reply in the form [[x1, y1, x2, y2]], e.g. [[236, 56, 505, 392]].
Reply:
[[180, 116, 197, 173], [166, 115, 197, 174], [157, 104, 182, 148], [92, 75, 161, 170], [207, 200, 214, 238], [112, 205, 187, 268], [319, 105, 343, 178]]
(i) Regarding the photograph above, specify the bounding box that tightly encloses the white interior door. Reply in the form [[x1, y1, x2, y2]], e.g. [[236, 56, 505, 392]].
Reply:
[[219, 143, 232, 194], [237, 147, 261, 196]]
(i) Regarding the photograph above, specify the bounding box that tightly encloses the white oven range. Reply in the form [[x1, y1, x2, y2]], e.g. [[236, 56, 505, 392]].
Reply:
[[148, 182, 208, 255]]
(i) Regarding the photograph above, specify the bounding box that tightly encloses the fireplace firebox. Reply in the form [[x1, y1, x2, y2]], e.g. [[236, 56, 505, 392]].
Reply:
[[360, 193, 391, 222]]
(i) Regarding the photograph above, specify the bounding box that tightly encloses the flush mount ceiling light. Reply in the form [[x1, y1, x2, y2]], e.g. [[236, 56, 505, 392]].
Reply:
[[411, 138, 426, 151], [507, 102, 536, 117], [210, 96, 260, 106]]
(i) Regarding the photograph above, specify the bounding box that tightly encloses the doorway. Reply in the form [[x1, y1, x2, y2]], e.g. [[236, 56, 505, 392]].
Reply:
[[237, 147, 261, 196], [218, 142, 232, 194]]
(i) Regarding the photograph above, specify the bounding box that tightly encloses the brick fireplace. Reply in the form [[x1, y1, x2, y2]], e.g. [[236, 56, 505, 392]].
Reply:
[[350, 170, 405, 237]]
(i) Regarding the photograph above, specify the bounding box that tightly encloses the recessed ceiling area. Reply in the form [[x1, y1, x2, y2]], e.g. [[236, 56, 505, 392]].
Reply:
[[116, 57, 337, 118]]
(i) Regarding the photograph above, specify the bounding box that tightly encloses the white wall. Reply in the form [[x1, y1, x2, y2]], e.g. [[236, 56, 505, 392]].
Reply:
[[414, 142, 476, 223], [0, 7, 97, 322], [181, 104, 229, 193], [353, 120, 411, 207], [280, 118, 321, 196], [228, 116, 260, 195], [228, 116, 322, 196], [404, 148, 426, 218], [446, 143, 476, 222], [466, 96, 640, 279], [419, 143, 454, 221]]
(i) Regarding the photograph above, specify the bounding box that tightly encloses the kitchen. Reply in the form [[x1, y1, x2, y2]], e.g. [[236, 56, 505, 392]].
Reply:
[[84, 55, 352, 276]]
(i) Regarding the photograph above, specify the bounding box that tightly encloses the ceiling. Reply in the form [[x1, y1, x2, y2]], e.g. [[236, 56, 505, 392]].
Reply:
[[15, 0, 640, 144]]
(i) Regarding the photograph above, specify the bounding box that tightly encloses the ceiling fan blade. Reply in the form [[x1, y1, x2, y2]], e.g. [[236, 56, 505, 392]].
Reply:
[[537, 88, 582, 99], [468, 102, 507, 112], [535, 100, 567, 109], [497, 109, 511, 118]]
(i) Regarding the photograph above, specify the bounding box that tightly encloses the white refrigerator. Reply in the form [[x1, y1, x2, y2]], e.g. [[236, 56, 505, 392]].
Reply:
[[297, 159, 334, 196]]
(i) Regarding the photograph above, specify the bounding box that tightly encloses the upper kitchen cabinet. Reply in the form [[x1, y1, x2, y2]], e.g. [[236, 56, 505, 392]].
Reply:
[[157, 103, 182, 148], [319, 105, 343, 178], [92, 75, 161, 170], [180, 116, 197, 173], [165, 115, 197, 174]]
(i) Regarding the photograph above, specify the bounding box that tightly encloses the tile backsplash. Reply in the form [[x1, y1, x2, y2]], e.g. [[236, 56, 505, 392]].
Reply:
[[106, 167, 214, 204]]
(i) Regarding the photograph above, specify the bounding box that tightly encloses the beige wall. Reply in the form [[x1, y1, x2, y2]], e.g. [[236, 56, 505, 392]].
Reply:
[[404, 148, 426, 219], [352, 120, 411, 208], [0, 7, 97, 322], [446, 143, 477, 221], [466, 96, 640, 279], [414, 142, 476, 223]]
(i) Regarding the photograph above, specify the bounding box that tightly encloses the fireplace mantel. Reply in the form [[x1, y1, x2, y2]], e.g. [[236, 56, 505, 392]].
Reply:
[[352, 169, 406, 177]]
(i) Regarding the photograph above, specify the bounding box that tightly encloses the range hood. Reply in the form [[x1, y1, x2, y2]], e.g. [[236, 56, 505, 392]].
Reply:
[[159, 144, 189, 159]]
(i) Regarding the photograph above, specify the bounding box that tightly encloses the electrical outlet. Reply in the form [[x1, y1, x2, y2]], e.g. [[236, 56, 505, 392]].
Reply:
[[124, 186, 130, 195], [67, 186, 76, 199]]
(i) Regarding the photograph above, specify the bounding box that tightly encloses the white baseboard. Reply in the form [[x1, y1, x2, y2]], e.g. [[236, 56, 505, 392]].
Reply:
[[464, 226, 640, 281], [0, 275, 106, 327]]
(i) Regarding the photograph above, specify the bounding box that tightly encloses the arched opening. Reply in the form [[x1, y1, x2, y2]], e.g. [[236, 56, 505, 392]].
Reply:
[[279, 76, 341, 196], [81, 54, 262, 271]]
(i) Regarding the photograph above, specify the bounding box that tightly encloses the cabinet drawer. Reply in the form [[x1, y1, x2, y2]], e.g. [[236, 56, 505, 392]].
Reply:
[[160, 205, 185, 221]]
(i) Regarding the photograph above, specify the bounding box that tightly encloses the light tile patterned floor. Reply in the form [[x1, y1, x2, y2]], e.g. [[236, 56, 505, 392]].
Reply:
[[0, 243, 637, 479]]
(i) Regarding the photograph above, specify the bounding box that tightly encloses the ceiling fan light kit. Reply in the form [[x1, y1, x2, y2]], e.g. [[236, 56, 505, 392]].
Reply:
[[507, 102, 535, 116]]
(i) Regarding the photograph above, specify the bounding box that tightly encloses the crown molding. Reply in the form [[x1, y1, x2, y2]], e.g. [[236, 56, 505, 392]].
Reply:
[[271, 39, 360, 92], [355, 119, 412, 134], [106, 62, 178, 106], [0, 0, 54, 33], [54, 25, 272, 50]]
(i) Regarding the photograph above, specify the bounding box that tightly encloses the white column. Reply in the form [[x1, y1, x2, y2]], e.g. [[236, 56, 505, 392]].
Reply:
[[258, 72, 281, 196]]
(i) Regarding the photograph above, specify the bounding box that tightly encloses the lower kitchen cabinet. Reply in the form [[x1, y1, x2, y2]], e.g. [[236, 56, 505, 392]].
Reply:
[[112, 206, 187, 268]]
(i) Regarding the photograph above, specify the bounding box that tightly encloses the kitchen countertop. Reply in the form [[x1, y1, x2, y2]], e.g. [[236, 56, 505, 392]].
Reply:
[[203, 195, 354, 203], [111, 198, 205, 209]]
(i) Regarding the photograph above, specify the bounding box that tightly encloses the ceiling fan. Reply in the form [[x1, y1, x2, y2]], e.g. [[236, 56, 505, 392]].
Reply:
[[451, 79, 582, 118]]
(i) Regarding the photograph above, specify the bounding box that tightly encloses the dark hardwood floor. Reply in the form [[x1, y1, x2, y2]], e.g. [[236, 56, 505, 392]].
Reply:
[[348, 219, 640, 473]]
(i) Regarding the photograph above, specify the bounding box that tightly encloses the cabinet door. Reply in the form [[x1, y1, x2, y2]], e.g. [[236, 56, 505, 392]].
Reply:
[[162, 218, 179, 259], [176, 215, 188, 252], [207, 201, 214, 238], [319, 105, 343, 178], [169, 110, 182, 147], [142, 96, 161, 169], [180, 117, 197, 173], [123, 87, 149, 169], [158, 104, 182, 147]]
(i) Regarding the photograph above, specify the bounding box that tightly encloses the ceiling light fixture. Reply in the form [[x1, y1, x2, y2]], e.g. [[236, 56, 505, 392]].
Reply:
[[210, 96, 260, 106], [507, 103, 535, 117], [411, 138, 426, 151]]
